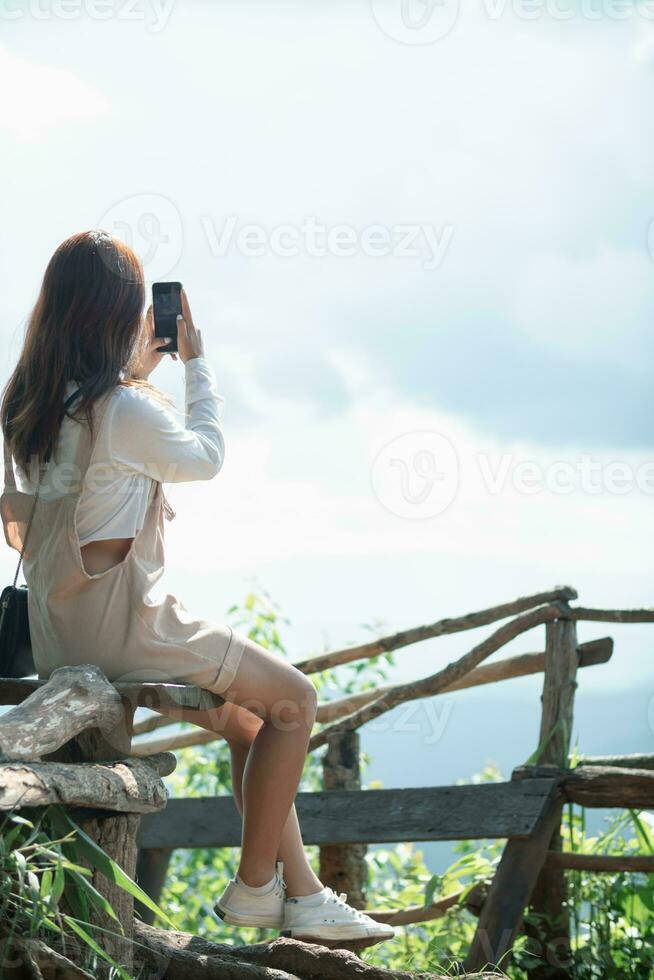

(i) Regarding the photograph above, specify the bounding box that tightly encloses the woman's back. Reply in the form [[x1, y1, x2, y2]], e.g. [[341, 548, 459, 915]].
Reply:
[[9, 357, 224, 548]]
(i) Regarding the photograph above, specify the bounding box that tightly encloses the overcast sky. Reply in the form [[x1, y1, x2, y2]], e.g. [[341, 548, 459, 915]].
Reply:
[[0, 1, 652, 709]]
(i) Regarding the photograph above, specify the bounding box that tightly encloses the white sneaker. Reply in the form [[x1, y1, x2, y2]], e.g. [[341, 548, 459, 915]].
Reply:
[[283, 887, 396, 942], [214, 862, 286, 928]]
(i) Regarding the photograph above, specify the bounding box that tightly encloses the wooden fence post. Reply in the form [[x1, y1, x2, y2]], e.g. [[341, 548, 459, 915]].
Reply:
[[48, 694, 139, 971], [319, 731, 367, 909], [136, 847, 174, 924], [525, 612, 579, 979]]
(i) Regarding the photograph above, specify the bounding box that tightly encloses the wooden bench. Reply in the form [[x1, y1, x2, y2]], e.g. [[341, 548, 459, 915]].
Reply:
[[0, 665, 224, 971]]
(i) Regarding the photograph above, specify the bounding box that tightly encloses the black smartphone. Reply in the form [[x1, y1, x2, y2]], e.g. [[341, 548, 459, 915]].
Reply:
[[153, 281, 182, 353]]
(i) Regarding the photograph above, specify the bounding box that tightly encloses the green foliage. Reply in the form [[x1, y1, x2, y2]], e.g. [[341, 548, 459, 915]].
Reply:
[[0, 805, 169, 978], [158, 590, 654, 978], [8, 589, 638, 977]]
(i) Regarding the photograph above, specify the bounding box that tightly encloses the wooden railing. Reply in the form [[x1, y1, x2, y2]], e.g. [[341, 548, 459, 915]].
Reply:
[[1, 585, 652, 978], [131, 585, 654, 975]]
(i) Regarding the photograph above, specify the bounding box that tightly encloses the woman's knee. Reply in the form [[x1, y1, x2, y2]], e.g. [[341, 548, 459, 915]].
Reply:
[[257, 670, 316, 734], [280, 673, 317, 731], [226, 642, 318, 730]]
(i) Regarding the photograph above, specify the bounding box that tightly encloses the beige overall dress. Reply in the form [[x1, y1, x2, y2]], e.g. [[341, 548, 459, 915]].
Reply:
[[0, 387, 246, 691]]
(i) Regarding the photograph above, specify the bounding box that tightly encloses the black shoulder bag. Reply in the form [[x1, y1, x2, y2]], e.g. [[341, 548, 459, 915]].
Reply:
[[0, 386, 85, 677]]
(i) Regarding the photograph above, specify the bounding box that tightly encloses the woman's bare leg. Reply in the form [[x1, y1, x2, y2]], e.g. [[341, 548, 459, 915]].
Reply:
[[155, 638, 320, 893], [228, 735, 322, 897], [222, 641, 317, 887]]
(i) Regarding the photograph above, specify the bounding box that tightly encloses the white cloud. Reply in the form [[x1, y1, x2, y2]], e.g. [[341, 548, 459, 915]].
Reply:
[[510, 247, 654, 370], [161, 349, 653, 579], [0, 42, 109, 142]]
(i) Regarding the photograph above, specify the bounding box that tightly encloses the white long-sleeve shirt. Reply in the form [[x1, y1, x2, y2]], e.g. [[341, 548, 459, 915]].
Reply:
[[13, 357, 224, 545]]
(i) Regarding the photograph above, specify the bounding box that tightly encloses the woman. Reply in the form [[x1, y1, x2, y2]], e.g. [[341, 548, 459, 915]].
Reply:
[[0, 231, 394, 944]]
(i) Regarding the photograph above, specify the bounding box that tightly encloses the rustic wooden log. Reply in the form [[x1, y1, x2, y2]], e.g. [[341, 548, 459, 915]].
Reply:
[[578, 752, 654, 770], [134, 922, 503, 979], [77, 811, 142, 969], [0, 665, 125, 760], [310, 603, 568, 751], [368, 882, 487, 926], [569, 607, 654, 623], [135, 846, 174, 925], [463, 786, 563, 973], [138, 778, 559, 849], [537, 617, 580, 770], [515, 764, 654, 809], [319, 731, 367, 909], [544, 852, 654, 873], [293, 586, 577, 674], [0, 675, 225, 713], [0, 665, 183, 974], [0, 752, 174, 812], [0, 929, 94, 979], [525, 614, 579, 980], [130, 636, 613, 754]]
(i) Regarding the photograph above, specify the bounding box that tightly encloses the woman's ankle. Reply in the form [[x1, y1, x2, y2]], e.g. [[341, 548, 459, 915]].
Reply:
[[284, 873, 324, 899], [236, 865, 277, 889]]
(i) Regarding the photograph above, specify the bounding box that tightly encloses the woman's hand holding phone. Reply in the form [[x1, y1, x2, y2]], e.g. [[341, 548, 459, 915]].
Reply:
[[176, 289, 204, 364], [132, 306, 173, 380], [137, 287, 203, 378]]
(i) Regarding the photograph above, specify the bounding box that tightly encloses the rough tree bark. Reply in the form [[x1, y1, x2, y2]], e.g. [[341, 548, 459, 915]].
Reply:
[[134, 922, 502, 980], [0, 665, 176, 976], [0, 664, 125, 760], [525, 615, 579, 980], [319, 731, 367, 909]]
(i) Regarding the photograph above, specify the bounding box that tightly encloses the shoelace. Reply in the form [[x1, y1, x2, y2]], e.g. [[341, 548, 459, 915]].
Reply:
[[325, 888, 367, 921], [273, 861, 287, 900]]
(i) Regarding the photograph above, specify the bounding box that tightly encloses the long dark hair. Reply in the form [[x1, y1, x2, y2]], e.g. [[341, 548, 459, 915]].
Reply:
[[2, 230, 165, 474]]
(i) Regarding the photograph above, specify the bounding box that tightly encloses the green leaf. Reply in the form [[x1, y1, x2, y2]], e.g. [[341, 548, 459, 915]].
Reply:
[[628, 810, 654, 855], [62, 916, 131, 980], [52, 861, 66, 906], [68, 870, 122, 926], [51, 810, 173, 927], [424, 875, 439, 906], [63, 871, 89, 923], [40, 869, 53, 901]]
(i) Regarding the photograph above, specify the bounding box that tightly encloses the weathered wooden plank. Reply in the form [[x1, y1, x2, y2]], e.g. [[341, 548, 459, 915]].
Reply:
[[463, 790, 563, 972], [138, 779, 559, 849], [515, 764, 654, 809], [0, 675, 225, 713]]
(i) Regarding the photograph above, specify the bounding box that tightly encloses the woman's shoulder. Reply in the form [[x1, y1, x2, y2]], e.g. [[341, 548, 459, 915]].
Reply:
[[109, 382, 178, 432]]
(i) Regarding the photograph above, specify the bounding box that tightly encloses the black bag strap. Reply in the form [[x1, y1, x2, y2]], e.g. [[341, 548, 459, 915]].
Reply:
[[11, 385, 85, 587]]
